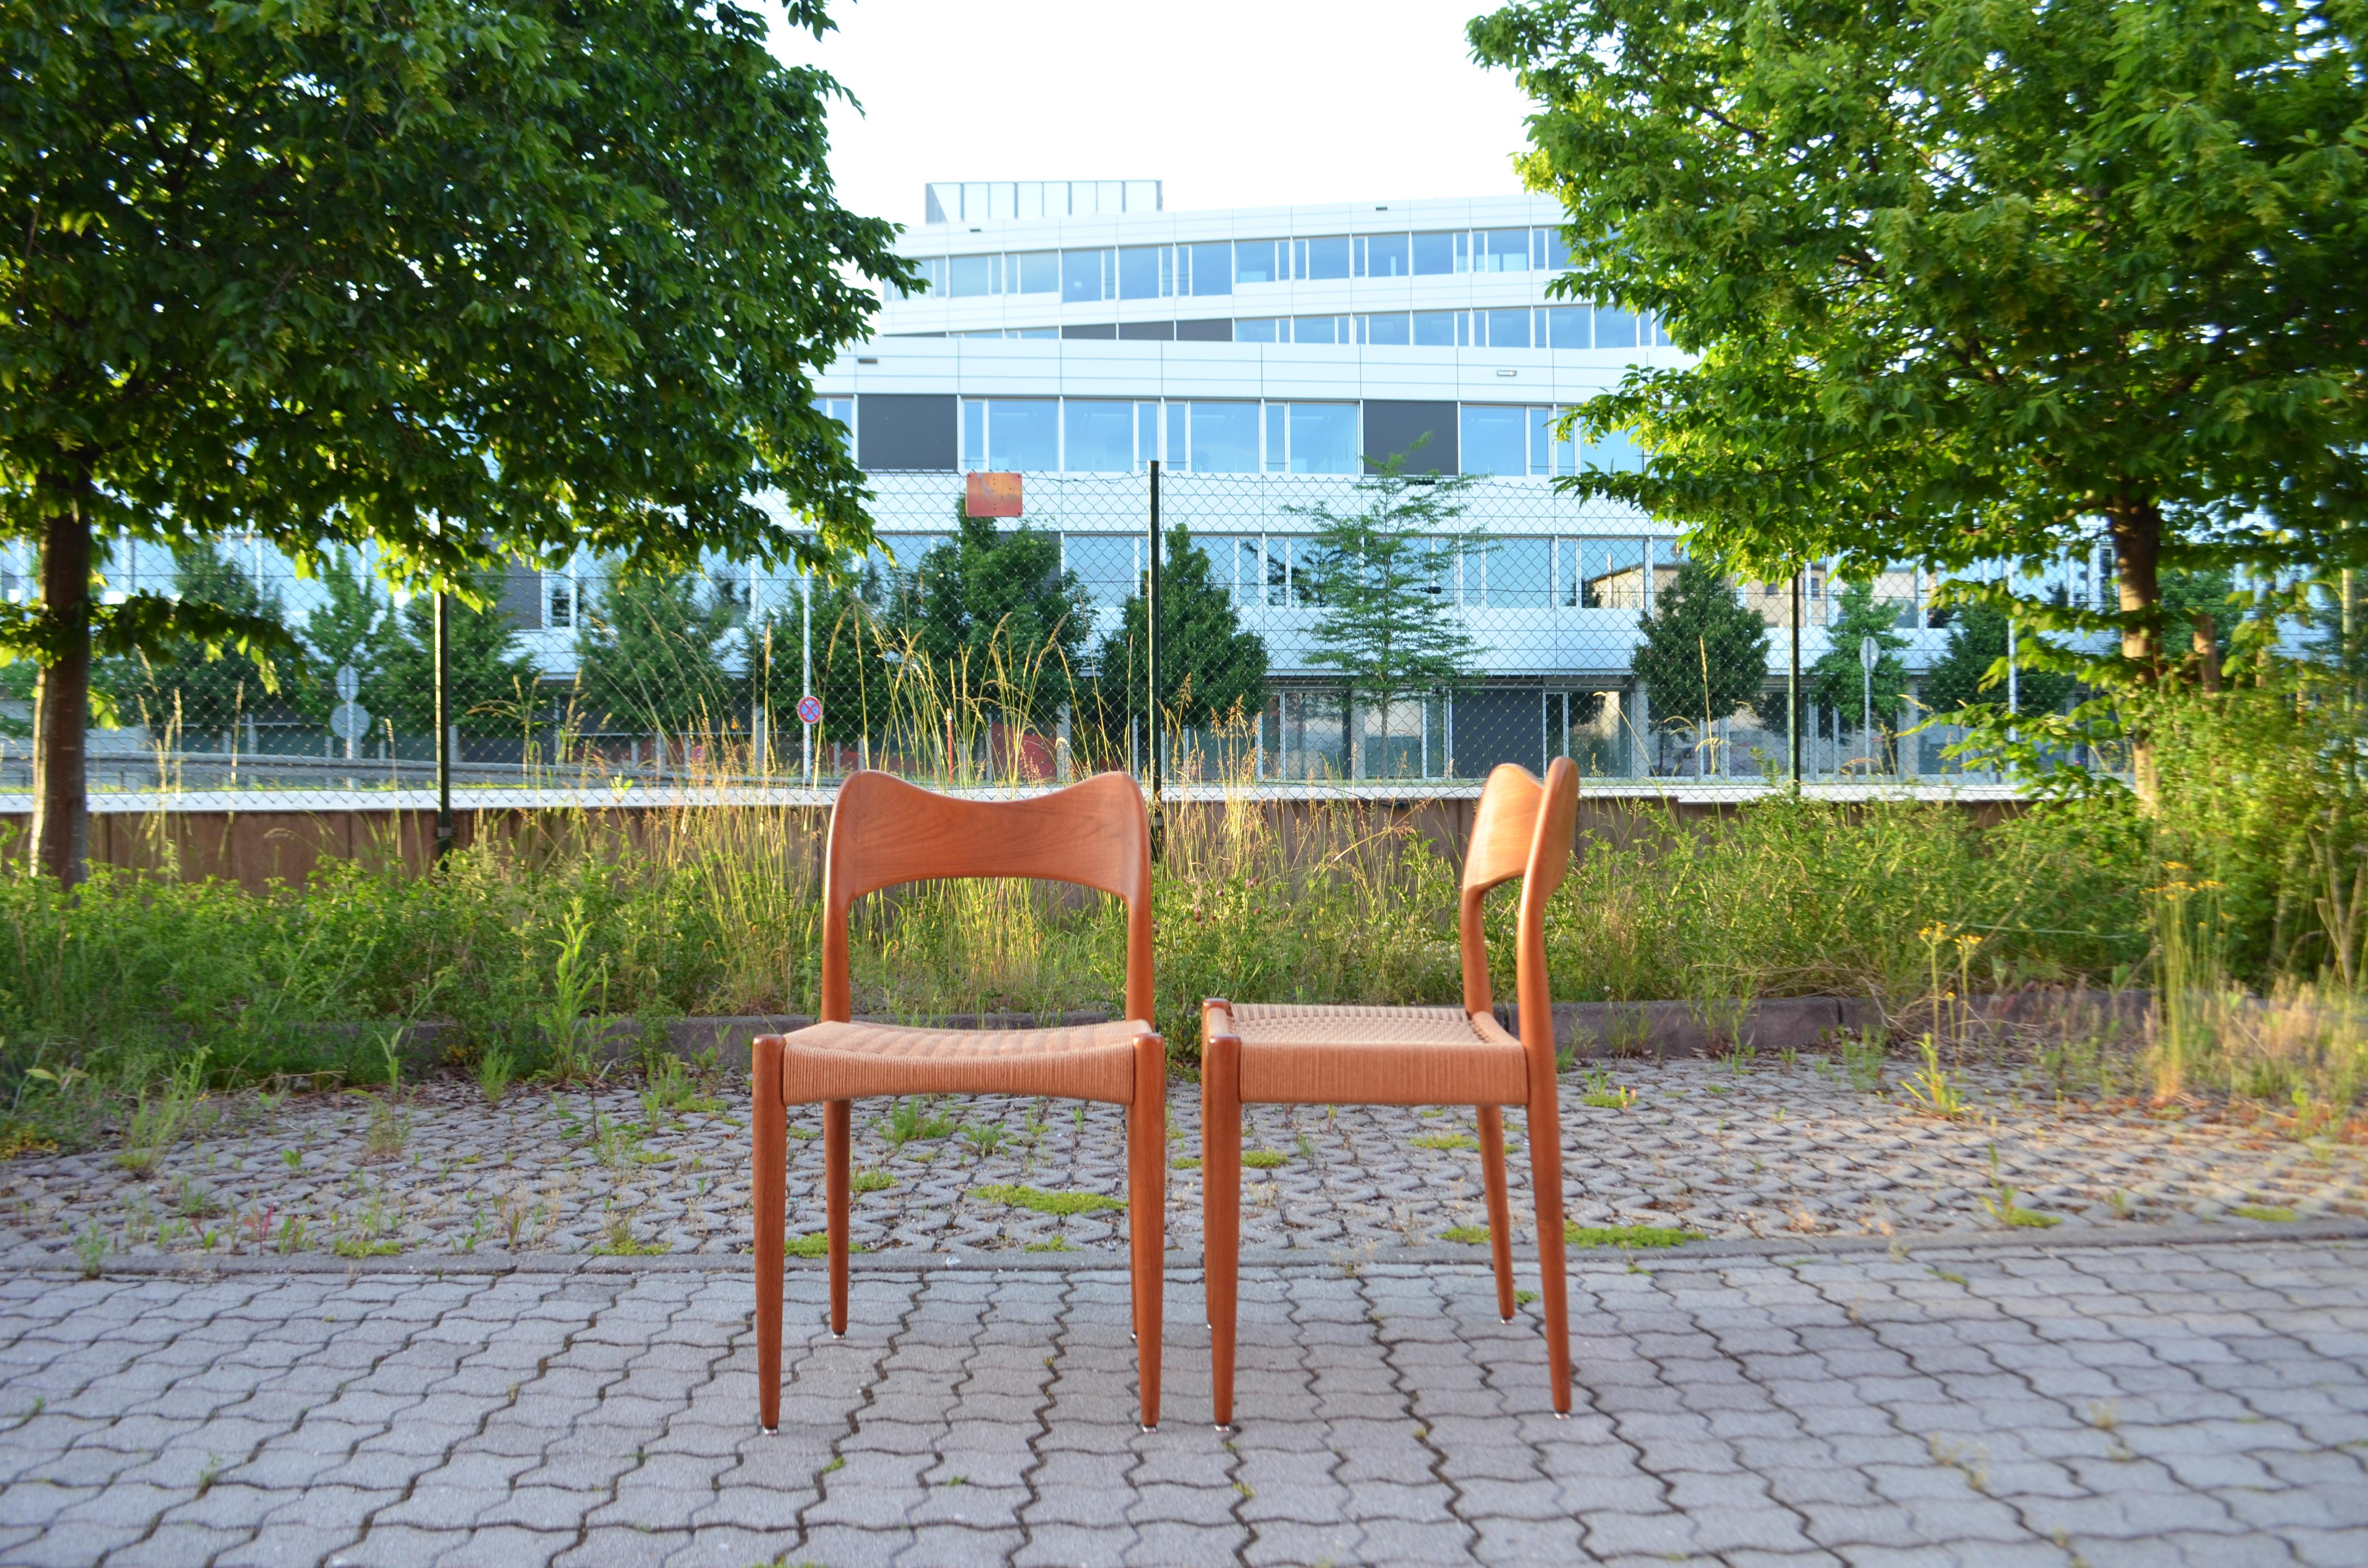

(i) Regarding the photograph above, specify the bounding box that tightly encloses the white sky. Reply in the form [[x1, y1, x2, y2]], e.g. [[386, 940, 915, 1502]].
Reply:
[[765, 0, 1542, 231]]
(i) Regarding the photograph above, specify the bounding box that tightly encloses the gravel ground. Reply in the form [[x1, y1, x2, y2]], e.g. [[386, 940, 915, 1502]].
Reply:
[[4, 1055, 2361, 1266]]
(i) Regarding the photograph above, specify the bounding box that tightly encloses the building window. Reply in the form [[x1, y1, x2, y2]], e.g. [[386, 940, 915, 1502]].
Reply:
[[813, 396, 853, 456], [1014, 251, 1059, 294], [1482, 308, 1531, 348], [961, 397, 1059, 471], [1357, 233, 1411, 277], [1412, 310, 1465, 347], [949, 253, 1000, 297], [1594, 306, 1641, 349], [1234, 240, 1282, 285], [1294, 235, 1352, 280], [1486, 537, 1553, 607], [1286, 404, 1359, 475], [1187, 402, 1261, 473], [1064, 534, 1137, 606], [1188, 241, 1232, 296], [1062, 248, 1111, 303], [1479, 229, 1531, 272], [1361, 312, 1411, 345], [1063, 401, 1135, 472], [1234, 318, 1283, 343], [1118, 245, 1169, 300], [1543, 306, 1591, 349], [1411, 231, 1459, 275], [1461, 405, 1530, 476], [1293, 315, 1347, 344], [546, 573, 576, 630]]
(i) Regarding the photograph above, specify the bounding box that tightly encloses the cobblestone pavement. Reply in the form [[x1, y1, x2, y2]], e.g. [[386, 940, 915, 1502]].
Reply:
[[5, 1059, 2362, 1266], [0, 1237, 2365, 1567]]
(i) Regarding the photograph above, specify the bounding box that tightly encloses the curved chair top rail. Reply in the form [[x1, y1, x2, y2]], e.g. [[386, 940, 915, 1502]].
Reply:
[[823, 770, 1152, 911], [1461, 759, 1580, 901]]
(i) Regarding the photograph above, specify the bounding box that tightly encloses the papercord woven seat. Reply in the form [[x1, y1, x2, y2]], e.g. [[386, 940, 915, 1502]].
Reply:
[[750, 770, 1165, 1432], [1202, 758, 1580, 1425]]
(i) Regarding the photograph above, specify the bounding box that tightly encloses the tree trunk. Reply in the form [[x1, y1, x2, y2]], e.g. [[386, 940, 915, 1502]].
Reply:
[[30, 471, 94, 887], [2109, 496, 2165, 814]]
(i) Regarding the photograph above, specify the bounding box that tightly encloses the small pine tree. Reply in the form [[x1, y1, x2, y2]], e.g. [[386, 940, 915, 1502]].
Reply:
[[372, 566, 543, 739], [1628, 556, 1771, 771], [294, 549, 386, 731], [1923, 601, 2078, 718], [1086, 523, 1270, 752], [98, 543, 295, 742], [1809, 580, 1910, 743], [572, 570, 741, 739], [894, 504, 1090, 732], [1296, 471, 1485, 776]]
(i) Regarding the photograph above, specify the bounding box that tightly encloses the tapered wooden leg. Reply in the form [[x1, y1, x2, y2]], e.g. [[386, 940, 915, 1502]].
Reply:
[[824, 1098, 851, 1338], [1527, 1090, 1571, 1415], [1203, 1028, 1241, 1429], [1128, 1032, 1166, 1430], [1478, 1104, 1516, 1322], [752, 1037, 786, 1433]]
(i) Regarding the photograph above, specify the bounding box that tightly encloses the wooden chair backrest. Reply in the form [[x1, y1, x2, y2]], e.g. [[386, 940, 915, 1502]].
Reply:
[[819, 770, 1154, 1027], [1457, 760, 1580, 1046]]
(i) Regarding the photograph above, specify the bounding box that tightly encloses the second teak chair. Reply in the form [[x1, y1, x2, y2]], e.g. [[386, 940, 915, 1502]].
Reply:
[[1201, 758, 1581, 1425]]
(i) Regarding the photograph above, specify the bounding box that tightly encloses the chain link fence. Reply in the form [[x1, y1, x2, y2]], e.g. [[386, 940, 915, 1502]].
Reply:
[[0, 473, 2118, 810]]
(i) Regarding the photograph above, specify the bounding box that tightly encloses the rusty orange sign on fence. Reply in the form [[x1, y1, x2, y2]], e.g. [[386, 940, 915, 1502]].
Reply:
[[965, 471, 1022, 518]]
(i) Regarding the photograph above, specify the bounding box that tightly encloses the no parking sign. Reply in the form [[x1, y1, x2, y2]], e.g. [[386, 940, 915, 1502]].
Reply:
[[796, 694, 823, 725]]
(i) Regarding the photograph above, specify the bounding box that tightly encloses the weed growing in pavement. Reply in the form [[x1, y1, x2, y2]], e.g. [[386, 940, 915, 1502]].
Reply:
[[641, 1055, 724, 1122], [1242, 1150, 1285, 1169], [967, 1183, 1123, 1216], [540, 899, 609, 1085], [786, 1232, 866, 1257], [1838, 1031, 1887, 1092], [1023, 1237, 1075, 1252], [593, 1204, 667, 1256], [1410, 1132, 1478, 1152], [1579, 1068, 1634, 1110], [114, 1050, 209, 1176], [476, 1049, 515, 1108], [2231, 1203, 2300, 1222], [1439, 1225, 1490, 1244], [74, 1221, 107, 1277], [1721, 1041, 1756, 1076], [1903, 1038, 1966, 1120], [1566, 1223, 1700, 1249], [961, 1123, 1006, 1159], [883, 1097, 957, 1147], [852, 1170, 896, 1194], [1979, 1146, 2060, 1229]]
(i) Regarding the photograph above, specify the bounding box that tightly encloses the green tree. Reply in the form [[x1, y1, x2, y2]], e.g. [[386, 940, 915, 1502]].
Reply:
[[293, 551, 387, 732], [98, 543, 294, 746], [1923, 602, 2080, 721], [373, 568, 543, 741], [1087, 524, 1270, 748], [1628, 556, 1771, 773], [1472, 0, 2368, 804], [1296, 473, 1486, 777], [2, 0, 909, 882], [899, 507, 1090, 731], [1809, 582, 1912, 758], [574, 571, 741, 738]]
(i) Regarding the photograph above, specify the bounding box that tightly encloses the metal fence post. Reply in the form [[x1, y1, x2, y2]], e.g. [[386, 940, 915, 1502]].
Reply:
[[1147, 459, 1163, 860], [1789, 566, 1803, 788], [432, 588, 452, 865]]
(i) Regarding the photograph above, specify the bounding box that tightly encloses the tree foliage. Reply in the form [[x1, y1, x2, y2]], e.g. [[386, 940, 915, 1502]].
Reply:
[[1087, 524, 1269, 742], [1296, 473, 1486, 764], [895, 508, 1090, 730], [1628, 556, 1772, 764], [573, 571, 741, 737], [371, 569, 543, 740], [1, 0, 908, 878], [1470, 0, 2368, 704]]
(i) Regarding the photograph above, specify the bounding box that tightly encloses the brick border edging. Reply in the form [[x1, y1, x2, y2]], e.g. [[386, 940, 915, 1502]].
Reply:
[[17, 1214, 2363, 1282]]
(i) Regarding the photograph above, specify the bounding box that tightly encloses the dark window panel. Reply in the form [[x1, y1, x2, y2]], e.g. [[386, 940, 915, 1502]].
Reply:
[[856, 393, 958, 471], [1175, 318, 1233, 342], [1361, 400, 1457, 474], [1117, 320, 1176, 340], [1061, 323, 1117, 340]]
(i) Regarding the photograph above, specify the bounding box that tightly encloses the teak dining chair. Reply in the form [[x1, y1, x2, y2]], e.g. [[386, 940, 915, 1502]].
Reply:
[[750, 770, 1166, 1432], [1201, 757, 1580, 1426]]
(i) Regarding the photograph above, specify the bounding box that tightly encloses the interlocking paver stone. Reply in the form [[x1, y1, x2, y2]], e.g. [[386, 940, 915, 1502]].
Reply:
[[0, 1237, 2357, 1563]]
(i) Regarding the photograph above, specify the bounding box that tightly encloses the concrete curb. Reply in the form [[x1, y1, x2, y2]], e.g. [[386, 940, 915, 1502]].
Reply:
[[18, 1215, 2365, 1282]]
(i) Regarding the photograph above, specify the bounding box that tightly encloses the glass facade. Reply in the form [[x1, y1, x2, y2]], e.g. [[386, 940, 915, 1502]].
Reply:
[[901, 225, 1582, 300]]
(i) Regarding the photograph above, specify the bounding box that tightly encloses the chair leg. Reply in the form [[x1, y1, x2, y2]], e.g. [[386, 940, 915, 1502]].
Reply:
[[1128, 1032, 1166, 1431], [1203, 1031, 1241, 1430], [1527, 1091, 1571, 1415], [1477, 1104, 1516, 1323], [752, 1038, 786, 1433], [824, 1098, 852, 1339]]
